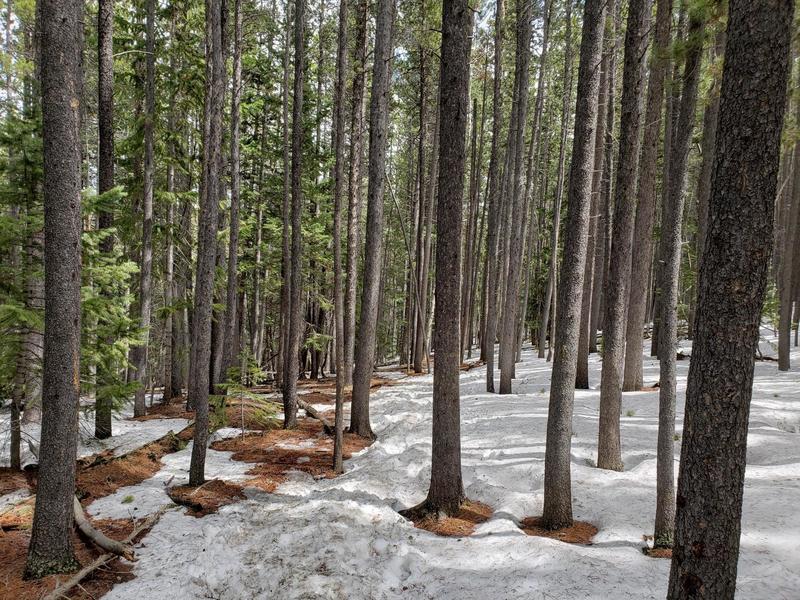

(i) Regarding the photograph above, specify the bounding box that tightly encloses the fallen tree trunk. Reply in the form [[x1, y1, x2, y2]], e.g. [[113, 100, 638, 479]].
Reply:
[[296, 397, 334, 434], [73, 496, 135, 560], [44, 504, 173, 600]]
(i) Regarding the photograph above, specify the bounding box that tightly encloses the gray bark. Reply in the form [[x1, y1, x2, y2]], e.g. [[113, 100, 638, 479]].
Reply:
[[596, 0, 651, 472], [541, 0, 606, 530], [667, 1, 792, 595], [622, 0, 673, 391], [25, 0, 83, 577], [350, 0, 394, 438], [188, 0, 225, 485], [133, 0, 156, 417], [498, 0, 536, 393], [655, 11, 705, 547], [283, 0, 306, 428]]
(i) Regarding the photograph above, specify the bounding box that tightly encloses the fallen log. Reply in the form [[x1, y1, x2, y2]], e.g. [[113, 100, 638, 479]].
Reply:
[[73, 496, 134, 560], [296, 397, 334, 434], [43, 504, 173, 600]]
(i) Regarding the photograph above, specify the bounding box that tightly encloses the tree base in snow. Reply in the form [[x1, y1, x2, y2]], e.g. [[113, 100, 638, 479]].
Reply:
[[519, 516, 598, 545], [399, 499, 492, 537]]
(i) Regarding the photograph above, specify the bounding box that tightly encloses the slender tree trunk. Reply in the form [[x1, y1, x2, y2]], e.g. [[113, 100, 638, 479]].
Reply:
[[277, 4, 291, 389], [344, 0, 368, 386], [654, 11, 705, 546], [482, 0, 505, 392], [132, 0, 156, 417], [222, 0, 243, 381], [691, 29, 725, 338], [667, 2, 792, 595], [188, 0, 225, 485], [283, 0, 306, 428], [349, 0, 395, 438], [538, 0, 572, 363], [498, 0, 537, 393], [596, 0, 651, 472], [405, 0, 472, 517], [575, 22, 608, 389], [541, 0, 606, 530], [331, 0, 348, 473], [95, 0, 115, 436], [589, 4, 618, 355], [622, 0, 673, 391], [24, 0, 83, 578]]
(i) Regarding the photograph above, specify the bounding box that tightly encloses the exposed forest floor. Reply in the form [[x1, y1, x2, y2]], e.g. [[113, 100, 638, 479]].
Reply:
[[2, 337, 800, 598]]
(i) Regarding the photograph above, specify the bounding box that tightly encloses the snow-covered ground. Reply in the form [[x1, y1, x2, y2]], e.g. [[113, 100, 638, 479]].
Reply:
[[88, 336, 800, 600], [0, 400, 190, 468]]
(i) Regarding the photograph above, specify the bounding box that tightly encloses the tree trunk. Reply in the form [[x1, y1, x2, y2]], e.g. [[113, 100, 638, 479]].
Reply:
[[622, 0, 673, 391], [344, 0, 368, 386], [482, 0, 505, 392], [188, 0, 225, 485], [283, 0, 306, 428], [541, 0, 606, 530], [538, 0, 572, 363], [277, 3, 291, 389], [406, 0, 471, 517], [596, 0, 651, 472], [133, 0, 156, 418], [331, 0, 348, 473], [24, 0, 83, 578], [497, 0, 539, 393], [575, 19, 608, 389], [223, 0, 243, 381], [667, 1, 792, 595], [691, 29, 725, 339], [349, 0, 395, 438], [655, 10, 705, 546]]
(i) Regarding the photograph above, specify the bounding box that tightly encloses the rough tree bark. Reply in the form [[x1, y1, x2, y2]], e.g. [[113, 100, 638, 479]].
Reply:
[[596, 0, 651, 472], [537, 0, 573, 362], [622, 0, 673, 391], [498, 0, 535, 393], [403, 0, 472, 518], [222, 0, 243, 381], [283, 0, 306, 428], [331, 0, 348, 473], [667, 1, 792, 595], [541, 0, 606, 530], [344, 0, 368, 386], [133, 0, 156, 417], [188, 0, 225, 485], [482, 0, 504, 392], [95, 0, 115, 436], [349, 0, 395, 438], [24, 0, 83, 578], [654, 9, 705, 548]]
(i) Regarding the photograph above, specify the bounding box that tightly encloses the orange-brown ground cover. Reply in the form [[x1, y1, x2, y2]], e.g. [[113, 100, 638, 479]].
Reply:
[[211, 418, 373, 492], [167, 479, 246, 517], [405, 500, 493, 537], [519, 516, 598, 545]]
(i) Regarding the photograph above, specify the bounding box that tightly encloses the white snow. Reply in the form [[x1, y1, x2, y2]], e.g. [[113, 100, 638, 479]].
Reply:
[[2, 341, 798, 598], [0, 400, 190, 468], [96, 340, 800, 600]]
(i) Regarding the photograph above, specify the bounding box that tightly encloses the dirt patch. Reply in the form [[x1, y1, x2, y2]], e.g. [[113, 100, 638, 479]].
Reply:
[[76, 428, 190, 504], [0, 468, 33, 496], [167, 479, 246, 517], [405, 500, 493, 537], [0, 516, 148, 600], [643, 546, 672, 558], [211, 418, 373, 493], [519, 516, 598, 545], [460, 360, 485, 372], [133, 396, 194, 421]]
